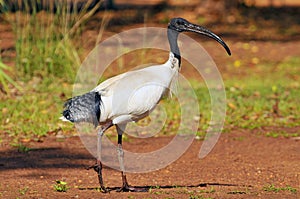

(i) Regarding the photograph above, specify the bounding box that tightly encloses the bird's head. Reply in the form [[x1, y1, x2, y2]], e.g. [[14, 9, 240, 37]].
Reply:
[[168, 17, 231, 56], [168, 17, 190, 32]]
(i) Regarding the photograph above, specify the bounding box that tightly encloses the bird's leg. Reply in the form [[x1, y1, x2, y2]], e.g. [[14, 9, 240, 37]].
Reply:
[[116, 125, 148, 192], [87, 121, 113, 193], [116, 133, 132, 192], [96, 128, 107, 192]]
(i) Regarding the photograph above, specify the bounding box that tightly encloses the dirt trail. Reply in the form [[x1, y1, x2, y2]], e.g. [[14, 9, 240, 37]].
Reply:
[[0, 128, 299, 198]]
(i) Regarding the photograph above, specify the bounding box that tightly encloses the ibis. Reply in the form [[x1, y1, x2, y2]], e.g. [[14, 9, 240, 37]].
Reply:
[[60, 17, 231, 192]]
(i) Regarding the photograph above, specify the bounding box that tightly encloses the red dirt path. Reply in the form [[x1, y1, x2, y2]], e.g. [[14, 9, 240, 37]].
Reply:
[[0, 128, 299, 198]]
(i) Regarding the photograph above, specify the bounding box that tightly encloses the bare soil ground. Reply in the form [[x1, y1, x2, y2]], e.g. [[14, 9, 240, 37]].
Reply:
[[0, 128, 299, 198]]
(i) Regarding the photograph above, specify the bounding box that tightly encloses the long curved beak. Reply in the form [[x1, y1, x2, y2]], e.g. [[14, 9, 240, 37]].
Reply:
[[184, 23, 231, 56]]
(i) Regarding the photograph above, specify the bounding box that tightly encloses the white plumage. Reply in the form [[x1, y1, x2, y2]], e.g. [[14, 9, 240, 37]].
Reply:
[[92, 53, 179, 125]]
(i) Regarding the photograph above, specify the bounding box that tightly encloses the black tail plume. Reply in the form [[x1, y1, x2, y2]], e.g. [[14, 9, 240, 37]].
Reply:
[[62, 92, 102, 127]]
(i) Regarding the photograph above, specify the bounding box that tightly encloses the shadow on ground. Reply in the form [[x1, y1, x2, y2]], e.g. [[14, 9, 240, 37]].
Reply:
[[0, 147, 90, 170], [79, 182, 252, 193]]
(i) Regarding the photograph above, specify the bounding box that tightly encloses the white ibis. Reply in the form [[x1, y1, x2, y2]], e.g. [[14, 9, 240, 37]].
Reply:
[[60, 17, 231, 192]]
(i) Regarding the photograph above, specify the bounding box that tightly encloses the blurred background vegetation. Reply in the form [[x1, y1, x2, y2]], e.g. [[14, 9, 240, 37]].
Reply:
[[0, 0, 299, 144]]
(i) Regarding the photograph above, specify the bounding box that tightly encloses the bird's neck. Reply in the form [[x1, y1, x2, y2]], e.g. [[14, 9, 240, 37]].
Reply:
[[167, 28, 181, 66]]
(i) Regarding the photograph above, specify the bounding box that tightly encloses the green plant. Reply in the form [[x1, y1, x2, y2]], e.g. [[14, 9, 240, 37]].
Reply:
[[153, 191, 164, 195], [198, 188, 216, 194], [149, 185, 160, 194], [12, 143, 32, 153], [264, 131, 299, 138], [54, 180, 69, 192], [224, 57, 300, 130], [0, 0, 102, 81], [265, 131, 280, 138], [189, 195, 213, 199], [0, 60, 20, 93], [19, 186, 29, 195], [263, 184, 297, 193], [0, 77, 74, 140], [284, 185, 297, 194]]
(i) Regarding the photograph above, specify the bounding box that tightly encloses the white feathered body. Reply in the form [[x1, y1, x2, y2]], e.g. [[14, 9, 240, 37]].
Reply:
[[61, 53, 179, 127]]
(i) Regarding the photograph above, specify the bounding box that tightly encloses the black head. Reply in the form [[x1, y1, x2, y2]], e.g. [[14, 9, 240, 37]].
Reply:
[[168, 17, 231, 56], [62, 108, 75, 122], [168, 17, 191, 32]]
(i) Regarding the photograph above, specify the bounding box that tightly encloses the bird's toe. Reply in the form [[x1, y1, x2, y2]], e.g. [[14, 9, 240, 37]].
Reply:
[[117, 185, 148, 192]]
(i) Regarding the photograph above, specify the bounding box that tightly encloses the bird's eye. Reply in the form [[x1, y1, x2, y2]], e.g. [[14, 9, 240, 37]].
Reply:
[[176, 20, 184, 26]]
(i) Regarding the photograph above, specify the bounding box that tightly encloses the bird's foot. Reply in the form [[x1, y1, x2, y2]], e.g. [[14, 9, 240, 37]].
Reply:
[[117, 183, 148, 192], [86, 162, 109, 193]]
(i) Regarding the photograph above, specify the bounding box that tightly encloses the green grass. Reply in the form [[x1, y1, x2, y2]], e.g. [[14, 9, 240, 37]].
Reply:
[[0, 1, 299, 145], [225, 80, 300, 129], [0, 0, 101, 81], [198, 188, 216, 194], [155, 56, 300, 136], [54, 180, 70, 192], [0, 2, 300, 144], [148, 186, 214, 199], [263, 184, 297, 194], [177, 56, 300, 135], [189, 195, 213, 199], [0, 1, 112, 145], [19, 186, 29, 195], [1, 57, 300, 143], [0, 77, 74, 142], [224, 57, 300, 129], [13, 143, 32, 153], [263, 131, 299, 138], [0, 60, 20, 93]]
